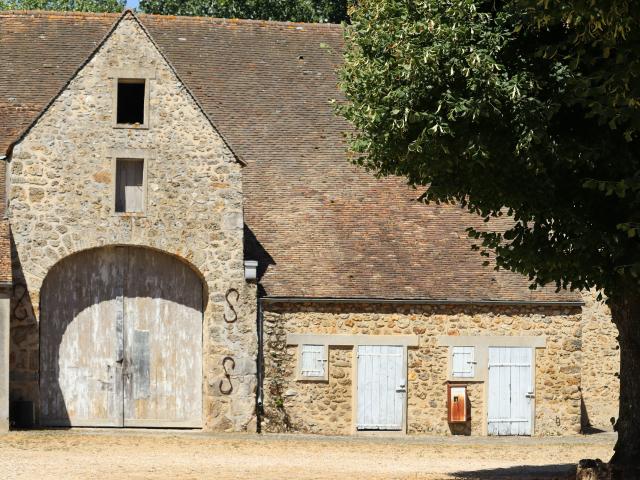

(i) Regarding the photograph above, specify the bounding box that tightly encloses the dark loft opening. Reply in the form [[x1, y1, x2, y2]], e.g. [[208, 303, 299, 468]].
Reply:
[[117, 79, 145, 125]]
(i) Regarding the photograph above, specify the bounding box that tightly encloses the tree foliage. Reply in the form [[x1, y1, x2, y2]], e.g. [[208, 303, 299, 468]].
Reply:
[[138, 0, 348, 23], [339, 0, 640, 299], [340, 0, 640, 470], [0, 0, 125, 12]]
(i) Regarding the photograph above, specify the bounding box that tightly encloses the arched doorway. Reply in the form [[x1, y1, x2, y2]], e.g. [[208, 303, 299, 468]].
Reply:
[[39, 246, 203, 428]]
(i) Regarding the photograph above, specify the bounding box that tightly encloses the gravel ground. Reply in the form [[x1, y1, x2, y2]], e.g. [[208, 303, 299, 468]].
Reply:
[[0, 430, 616, 480]]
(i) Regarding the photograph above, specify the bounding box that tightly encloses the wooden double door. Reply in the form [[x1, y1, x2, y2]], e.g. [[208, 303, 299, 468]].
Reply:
[[40, 246, 203, 428]]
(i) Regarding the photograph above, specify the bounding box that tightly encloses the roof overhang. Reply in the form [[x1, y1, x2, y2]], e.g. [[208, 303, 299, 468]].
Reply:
[[260, 296, 585, 307]]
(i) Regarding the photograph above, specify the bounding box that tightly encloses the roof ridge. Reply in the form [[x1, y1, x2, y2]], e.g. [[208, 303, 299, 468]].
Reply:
[[0, 9, 120, 18], [0, 9, 343, 29], [138, 12, 343, 29]]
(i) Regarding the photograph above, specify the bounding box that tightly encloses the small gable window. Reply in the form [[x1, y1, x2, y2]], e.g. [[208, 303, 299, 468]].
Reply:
[[115, 158, 145, 213], [298, 344, 328, 380], [451, 346, 475, 378], [116, 79, 146, 125]]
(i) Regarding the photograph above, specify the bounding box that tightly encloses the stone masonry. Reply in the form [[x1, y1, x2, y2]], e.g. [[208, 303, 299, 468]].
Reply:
[[262, 302, 583, 436], [580, 291, 620, 432], [7, 13, 257, 431], [1, 10, 621, 437]]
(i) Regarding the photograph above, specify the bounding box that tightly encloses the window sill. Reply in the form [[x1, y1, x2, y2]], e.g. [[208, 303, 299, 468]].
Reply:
[[112, 211, 146, 218], [113, 123, 149, 130], [296, 375, 329, 382]]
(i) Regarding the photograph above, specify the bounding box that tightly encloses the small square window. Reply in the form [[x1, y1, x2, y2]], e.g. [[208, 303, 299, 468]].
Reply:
[[298, 344, 327, 380], [451, 346, 475, 378], [116, 79, 145, 125], [115, 159, 144, 213]]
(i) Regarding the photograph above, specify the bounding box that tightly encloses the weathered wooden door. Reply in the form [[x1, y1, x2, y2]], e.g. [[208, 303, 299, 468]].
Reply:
[[487, 347, 534, 436], [356, 345, 405, 431], [122, 248, 202, 427], [40, 249, 124, 426], [40, 246, 203, 428]]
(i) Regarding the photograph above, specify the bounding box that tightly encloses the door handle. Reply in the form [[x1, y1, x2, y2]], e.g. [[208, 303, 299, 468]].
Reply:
[[396, 384, 406, 393], [525, 392, 535, 398], [115, 358, 124, 364]]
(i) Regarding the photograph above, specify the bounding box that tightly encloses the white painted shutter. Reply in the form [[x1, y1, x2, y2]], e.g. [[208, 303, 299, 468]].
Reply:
[[116, 159, 144, 213], [451, 346, 475, 378], [300, 344, 325, 377]]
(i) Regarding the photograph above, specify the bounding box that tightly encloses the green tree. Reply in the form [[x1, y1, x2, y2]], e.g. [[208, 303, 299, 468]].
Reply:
[[138, 0, 348, 23], [0, 0, 124, 12], [340, 0, 640, 474]]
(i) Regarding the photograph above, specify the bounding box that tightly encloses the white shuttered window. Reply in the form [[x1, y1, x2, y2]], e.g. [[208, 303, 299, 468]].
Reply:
[[115, 159, 144, 213], [300, 344, 326, 378], [451, 346, 475, 378]]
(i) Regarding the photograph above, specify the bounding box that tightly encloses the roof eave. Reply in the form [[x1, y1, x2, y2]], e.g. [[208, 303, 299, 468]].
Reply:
[[260, 296, 585, 307]]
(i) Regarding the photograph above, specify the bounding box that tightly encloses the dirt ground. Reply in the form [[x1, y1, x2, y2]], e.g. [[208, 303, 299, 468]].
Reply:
[[0, 430, 615, 480]]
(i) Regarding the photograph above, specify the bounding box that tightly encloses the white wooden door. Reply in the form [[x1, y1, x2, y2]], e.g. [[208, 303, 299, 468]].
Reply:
[[40, 246, 203, 428], [356, 345, 405, 430], [487, 347, 534, 436]]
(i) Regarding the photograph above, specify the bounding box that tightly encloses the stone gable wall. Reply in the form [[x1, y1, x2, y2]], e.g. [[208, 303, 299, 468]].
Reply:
[[580, 291, 619, 432], [7, 14, 256, 431], [262, 302, 582, 436]]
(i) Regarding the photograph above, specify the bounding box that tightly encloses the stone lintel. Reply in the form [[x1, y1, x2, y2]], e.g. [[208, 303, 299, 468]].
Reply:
[[437, 335, 546, 348], [286, 333, 420, 347], [108, 67, 157, 79]]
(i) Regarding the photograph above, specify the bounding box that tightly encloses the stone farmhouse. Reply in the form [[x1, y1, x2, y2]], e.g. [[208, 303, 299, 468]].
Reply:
[[0, 9, 619, 435]]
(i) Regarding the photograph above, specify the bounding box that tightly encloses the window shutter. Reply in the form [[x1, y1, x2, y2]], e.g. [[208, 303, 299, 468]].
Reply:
[[452, 346, 475, 378], [116, 159, 144, 213], [300, 344, 325, 377]]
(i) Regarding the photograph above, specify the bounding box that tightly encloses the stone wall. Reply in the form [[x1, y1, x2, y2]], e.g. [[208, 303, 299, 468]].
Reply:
[[7, 13, 256, 431], [266, 344, 354, 433], [262, 302, 583, 436], [580, 290, 619, 432]]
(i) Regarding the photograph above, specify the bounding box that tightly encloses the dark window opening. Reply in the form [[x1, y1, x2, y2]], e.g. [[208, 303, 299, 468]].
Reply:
[[117, 79, 145, 125], [115, 159, 144, 213]]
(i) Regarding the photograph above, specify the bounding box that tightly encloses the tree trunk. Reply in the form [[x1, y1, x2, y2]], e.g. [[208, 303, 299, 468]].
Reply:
[[576, 459, 611, 480], [609, 289, 640, 478]]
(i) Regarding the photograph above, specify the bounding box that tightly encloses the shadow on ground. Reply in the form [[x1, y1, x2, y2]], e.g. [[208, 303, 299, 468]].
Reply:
[[452, 463, 575, 479]]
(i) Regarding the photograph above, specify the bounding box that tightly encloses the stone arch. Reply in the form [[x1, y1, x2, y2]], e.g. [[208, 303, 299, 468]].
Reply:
[[28, 240, 209, 309], [43, 243, 207, 302]]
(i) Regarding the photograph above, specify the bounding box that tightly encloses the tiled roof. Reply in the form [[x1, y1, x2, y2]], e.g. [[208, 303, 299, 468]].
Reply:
[[0, 10, 579, 303]]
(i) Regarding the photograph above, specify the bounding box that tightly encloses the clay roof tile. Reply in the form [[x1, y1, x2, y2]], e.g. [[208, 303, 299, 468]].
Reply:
[[0, 11, 578, 303]]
